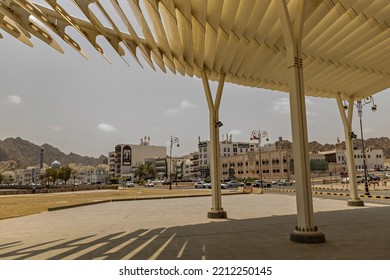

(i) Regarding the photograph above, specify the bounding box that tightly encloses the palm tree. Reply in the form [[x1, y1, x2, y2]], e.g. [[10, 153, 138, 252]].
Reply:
[[134, 162, 155, 181], [134, 164, 147, 181]]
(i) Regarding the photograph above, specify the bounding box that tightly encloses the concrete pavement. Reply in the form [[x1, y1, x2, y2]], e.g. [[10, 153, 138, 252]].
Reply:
[[1, 192, 390, 260]]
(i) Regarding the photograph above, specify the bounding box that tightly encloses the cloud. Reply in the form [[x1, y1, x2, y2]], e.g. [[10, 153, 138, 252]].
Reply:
[[229, 129, 242, 136], [180, 99, 198, 109], [97, 123, 117, 132], [165, 108, 179, 115], [272, 97, 290, 114], [166, 99, 198, 114], [272, 97, 317, 115], [50, 126, 62, 131], [7, 95, 22, 104]]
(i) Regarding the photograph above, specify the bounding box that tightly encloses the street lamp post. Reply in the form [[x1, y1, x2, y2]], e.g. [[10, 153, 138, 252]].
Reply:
[[251, 130, 269, 184], [357, 97, 377, 196], [169, 136, 179, 190]]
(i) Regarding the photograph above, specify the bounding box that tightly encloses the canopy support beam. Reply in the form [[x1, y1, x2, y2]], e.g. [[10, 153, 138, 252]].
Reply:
[[335, 94, 364, 206], [276, 0, 325, 243], [201, 70, 227, 219]]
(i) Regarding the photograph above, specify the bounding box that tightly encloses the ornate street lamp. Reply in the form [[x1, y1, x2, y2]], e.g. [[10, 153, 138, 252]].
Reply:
[[357, 97, 377, 195], [250, 130, 269, 185], [169, 136, 179, 190]]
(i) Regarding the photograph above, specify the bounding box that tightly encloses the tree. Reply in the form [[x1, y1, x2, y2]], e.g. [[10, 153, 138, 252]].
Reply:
[[145, 162, 155, 179], [134, 162, 155, 181], [134, 164, 147, 181], [58, 166, 72, 185], [0, 173, 4, 184], [8, 175, 14, 184], [71, 169, 78, 186], [45, 168, 58, 185]]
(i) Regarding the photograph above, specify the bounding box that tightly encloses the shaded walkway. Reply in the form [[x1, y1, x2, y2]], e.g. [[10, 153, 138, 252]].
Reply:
[[0, 194, 389, 260]]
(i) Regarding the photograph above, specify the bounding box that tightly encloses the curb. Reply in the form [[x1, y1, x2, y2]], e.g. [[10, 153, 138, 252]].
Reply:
[[47, 192, 247, 212], [263, 188, 390, 200]]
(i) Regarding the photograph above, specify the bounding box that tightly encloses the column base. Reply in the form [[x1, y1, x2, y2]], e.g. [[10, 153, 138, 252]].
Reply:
[[347, 199, 365, 207], [290, 227, 326, 244], [207, 210, 227, 219]]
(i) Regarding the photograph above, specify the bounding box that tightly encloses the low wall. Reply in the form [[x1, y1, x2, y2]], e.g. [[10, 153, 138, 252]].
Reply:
[[0, 185, 119, 196]]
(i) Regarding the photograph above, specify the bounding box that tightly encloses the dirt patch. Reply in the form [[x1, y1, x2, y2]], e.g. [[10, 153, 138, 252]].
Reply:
[[0, 188, 213, 220]]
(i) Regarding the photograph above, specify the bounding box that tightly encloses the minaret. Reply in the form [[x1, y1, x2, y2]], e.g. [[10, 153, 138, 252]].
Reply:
[[40, 146, 44, 169]]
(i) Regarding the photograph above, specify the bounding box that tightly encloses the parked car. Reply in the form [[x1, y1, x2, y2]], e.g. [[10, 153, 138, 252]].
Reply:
[[195, 181, 210, 188], [125, 181, 134, 188], [251, 180, 271, 188], [224, 180, 245, 188], [277, 179, 293, 186], [341, 177, 349, 184], [368, 174, 380, 181], [356, 176, 365, 183], [162, 180, 171, 185], [385, 173, 390, 179], [145, 180, 154, 187]]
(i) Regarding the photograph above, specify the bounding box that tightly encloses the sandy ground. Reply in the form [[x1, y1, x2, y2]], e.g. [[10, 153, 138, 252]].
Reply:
[[0, 188, 212, 220]]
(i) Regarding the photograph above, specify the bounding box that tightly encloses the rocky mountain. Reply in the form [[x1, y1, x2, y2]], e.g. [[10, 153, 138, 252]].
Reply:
[[276, 137, 390, 158], [0, 137, 107, 169]]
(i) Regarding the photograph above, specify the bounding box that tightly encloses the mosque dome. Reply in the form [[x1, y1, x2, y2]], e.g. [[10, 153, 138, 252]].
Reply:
[[51, 160, 61, 169]]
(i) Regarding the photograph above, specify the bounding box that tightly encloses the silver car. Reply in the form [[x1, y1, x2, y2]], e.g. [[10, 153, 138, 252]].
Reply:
[[225, 180, 245, 188]]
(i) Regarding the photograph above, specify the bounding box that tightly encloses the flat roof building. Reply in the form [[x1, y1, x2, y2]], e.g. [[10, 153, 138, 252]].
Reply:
[[109, 138, 166, 179]]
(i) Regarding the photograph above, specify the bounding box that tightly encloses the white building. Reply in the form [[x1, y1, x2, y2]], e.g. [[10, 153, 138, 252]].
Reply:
[[109, 138, 166, 179], [319, 148, 384, 171], [197, 135, 261, 179]]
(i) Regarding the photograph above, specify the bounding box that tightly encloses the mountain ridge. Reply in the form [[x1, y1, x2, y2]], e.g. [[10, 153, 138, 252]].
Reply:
[[0, 137, 107, 170], [275, 137, 390, 158], [1, 136, 389, 172]]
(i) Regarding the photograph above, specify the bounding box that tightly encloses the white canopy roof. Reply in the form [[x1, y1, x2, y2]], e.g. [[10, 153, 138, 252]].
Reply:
[[1, 0, 389, 100]]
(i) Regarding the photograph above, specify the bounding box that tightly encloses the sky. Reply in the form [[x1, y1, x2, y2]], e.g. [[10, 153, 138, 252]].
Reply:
[[0, 1, 389, 158]]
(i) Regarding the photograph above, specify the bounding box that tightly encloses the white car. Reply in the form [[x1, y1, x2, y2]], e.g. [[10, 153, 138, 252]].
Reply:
[[125, 181, 134, 188], [277, 179, 293, 186], [195, 181, 209, 188], [341, 177, 349, 184], [145, 180, 154, 187]]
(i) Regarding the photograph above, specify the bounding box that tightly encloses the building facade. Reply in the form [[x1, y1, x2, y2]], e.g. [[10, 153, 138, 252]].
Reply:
[[198, 137, 260, 179], [319, 148, 384, 172], [109, 139, 166, 179], [221, 149, 292, 180]]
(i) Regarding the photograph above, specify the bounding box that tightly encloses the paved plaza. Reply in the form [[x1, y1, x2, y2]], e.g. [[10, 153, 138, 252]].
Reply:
[[0, 193, 390, 260]]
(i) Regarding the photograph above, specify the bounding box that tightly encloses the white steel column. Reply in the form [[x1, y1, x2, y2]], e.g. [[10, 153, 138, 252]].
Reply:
[[276, 0, 325, 243], [335, 94, 364, 206], [201, 71, 227, 219]]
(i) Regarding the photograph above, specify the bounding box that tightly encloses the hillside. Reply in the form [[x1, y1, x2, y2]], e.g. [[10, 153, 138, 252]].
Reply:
[[275, 137, 390, 158], [0, 137, 107, 169]]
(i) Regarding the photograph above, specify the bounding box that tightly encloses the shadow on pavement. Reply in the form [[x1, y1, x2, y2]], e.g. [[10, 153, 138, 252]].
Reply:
[[1, 206, 390, 260]]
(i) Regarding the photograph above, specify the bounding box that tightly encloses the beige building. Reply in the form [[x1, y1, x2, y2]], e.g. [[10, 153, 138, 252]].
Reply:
[[197, 136, 260, 179], [109, 138, 166, 179], [221, 149, 292, 180], [319, 148, 384, 172]]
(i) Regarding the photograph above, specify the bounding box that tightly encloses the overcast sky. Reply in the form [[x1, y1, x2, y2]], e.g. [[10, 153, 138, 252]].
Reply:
[[0, 1, 389, 158]]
